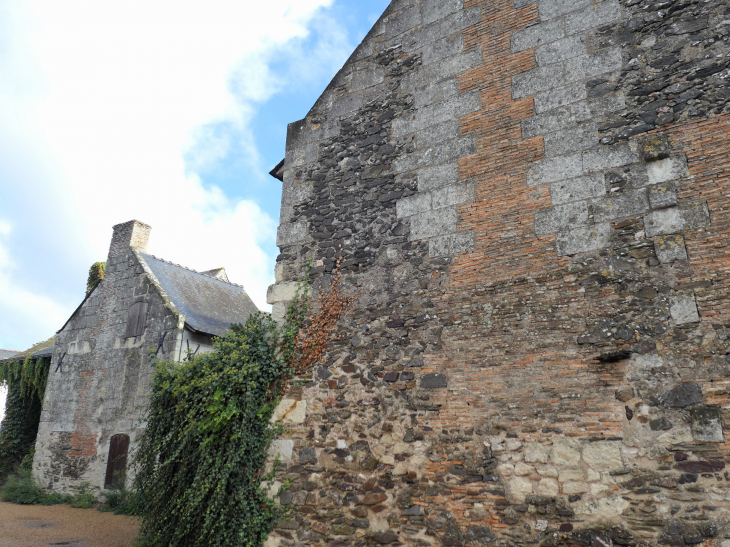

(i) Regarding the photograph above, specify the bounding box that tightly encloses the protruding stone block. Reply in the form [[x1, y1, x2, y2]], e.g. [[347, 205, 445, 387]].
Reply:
[[670, 295, 700, 325], [267, 282, 300, 305], [654, 234, 688, 263], [646, 155, 688, 184]]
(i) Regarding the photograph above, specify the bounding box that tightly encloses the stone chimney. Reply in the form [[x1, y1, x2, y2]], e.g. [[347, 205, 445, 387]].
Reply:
[[108, 220, 151, 261]]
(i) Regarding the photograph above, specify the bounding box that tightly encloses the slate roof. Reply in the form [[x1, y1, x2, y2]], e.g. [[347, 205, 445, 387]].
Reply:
[[139, 253, 259, 337], [0, 338, 55, 363], [0, 349, 19, 360]]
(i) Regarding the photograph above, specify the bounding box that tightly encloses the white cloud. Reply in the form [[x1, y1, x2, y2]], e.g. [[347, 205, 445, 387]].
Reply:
[[0, 0, 349, 353]]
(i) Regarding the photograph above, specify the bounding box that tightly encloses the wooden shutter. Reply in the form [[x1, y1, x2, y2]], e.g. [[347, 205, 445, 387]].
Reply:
[[125, 302, 148, 338], [104, 434, 130, 488]]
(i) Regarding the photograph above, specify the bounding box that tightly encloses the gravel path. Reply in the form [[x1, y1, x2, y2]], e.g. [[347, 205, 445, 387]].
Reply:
[[0, 502, 140, 547]]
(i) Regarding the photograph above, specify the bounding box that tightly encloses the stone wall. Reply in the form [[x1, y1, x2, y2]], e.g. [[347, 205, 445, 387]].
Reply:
[[268, 0, 729, 545], [33, 247, 184, 494]]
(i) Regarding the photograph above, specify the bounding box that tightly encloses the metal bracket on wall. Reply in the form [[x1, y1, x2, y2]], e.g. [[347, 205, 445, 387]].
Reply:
[[156, 332, 167, 356], [55, 352, 66, 373]]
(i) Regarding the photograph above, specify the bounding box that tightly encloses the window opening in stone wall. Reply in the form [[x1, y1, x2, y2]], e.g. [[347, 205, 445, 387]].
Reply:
[[125, 302, 148, 338], [104, 434, 130, 488]]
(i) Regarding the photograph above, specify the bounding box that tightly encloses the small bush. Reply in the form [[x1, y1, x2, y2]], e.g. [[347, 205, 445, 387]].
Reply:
[[0, 470, 45, 504], [102, 483, 144, 516], [43, 492, 73, 505], [70, 482, 96, 508]]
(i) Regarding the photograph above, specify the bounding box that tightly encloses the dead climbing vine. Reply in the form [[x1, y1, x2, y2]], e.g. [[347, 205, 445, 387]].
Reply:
[[291, 254, 357, 375]]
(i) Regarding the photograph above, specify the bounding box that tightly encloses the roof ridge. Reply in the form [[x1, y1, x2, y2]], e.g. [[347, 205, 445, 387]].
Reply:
[[141, 253, 247, 290], [0, 348, 19, 352]]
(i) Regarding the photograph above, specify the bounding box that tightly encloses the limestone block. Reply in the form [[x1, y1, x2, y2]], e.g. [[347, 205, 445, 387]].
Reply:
[[582, 142, 639, 173], [565, 0, 621, 34], [551, 438, 581, 466], [505, 439, 523, 451], [380, 455, 395, 466], [511, 18, 564, 53], [527, 152, 584, 187], [267, 282, 299, 305], [268, 440, 294, 461], [563, 481, 589, 494], [276, 220, 308, 247], [586, 469, 601, 482], [544, 124, 599, 157], [537, 478, 560, 496], [649, 182, 678, 210], [524, 443, 550, 464], [654, 234, 688, 263], [591, 483, 610, 495], [534, 82, 587, 115], [535, 202, 590, 236], [392, 443, 410, 455], [429, 231, 475, 257], [536, 35, 587, 67], [689, 406, 724, 443], [512, 65, 566, 99], [592, 190, 650, 223], [270, 399, 307, 424], [392, 462, 408, 476], [582, 442, 623, 469], [410, 207, 458, 240], [644, 208, 685, 238], [515, 462, 535, 476], [647, 155, 689, 185], [539, 0, 591, 20], [551, 174, 605, 205], [508, 476, 534, 502], [574, 496, 630, 518], [558, 469, 584, 482], [538, 465, 558, 478], [556, 223, 611, 256], [670, 296, 700, 325]]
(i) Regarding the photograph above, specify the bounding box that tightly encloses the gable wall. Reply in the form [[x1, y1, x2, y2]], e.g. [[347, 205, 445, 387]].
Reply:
[[33, 249, 184, 495], [266, 0, 730, 545]]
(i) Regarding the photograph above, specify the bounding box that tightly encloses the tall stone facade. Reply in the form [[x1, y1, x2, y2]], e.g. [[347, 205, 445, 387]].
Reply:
[[267, 1, 730, 546]]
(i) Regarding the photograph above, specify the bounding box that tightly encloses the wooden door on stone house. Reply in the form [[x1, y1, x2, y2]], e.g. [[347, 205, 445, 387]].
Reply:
[[104, 434, 130, 488]]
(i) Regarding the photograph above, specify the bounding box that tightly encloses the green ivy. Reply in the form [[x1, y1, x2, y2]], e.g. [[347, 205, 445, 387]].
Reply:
[[0, 357, 49, 481], [132, 282, 310, 547], [86, 261, 106, 295]]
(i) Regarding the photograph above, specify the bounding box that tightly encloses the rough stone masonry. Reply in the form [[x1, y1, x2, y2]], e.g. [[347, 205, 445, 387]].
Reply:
[[267, 0, 730, 546]]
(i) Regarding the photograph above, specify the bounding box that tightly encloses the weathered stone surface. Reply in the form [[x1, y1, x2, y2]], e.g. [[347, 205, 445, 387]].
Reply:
[[420, 373, 448, 389], [660, 382, 703, 408], [582, 442, 622, 470], [551, 439, 581, 467], [670, 296, 700, 325]]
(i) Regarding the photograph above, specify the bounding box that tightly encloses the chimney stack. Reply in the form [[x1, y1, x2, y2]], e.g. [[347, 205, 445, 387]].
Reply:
[[108, 220, 151, 262]]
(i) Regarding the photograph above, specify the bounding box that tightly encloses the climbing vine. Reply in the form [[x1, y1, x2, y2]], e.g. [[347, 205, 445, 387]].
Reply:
[[86, 261, 106, 295], [0, 357, 50, 480], [132, 264, 355, 547]]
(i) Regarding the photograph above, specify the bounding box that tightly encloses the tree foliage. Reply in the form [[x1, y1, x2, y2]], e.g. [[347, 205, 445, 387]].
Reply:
[[0, 357, 49, 480], [133, 286, 311, 547]]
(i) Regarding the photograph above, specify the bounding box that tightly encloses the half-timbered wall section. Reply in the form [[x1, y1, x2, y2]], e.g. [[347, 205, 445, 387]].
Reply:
[[267, 0, 730, 545]]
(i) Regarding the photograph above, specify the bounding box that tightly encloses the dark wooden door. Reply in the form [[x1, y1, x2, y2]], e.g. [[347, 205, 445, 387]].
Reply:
[[125, 302, 148, 338], [104, 434, 130, 488]]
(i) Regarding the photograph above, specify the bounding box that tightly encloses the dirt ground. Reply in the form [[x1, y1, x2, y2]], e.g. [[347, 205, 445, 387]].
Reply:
[[0, 501, 140, 547]]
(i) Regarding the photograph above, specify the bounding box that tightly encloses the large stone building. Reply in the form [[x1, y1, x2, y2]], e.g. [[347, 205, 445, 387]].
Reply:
[[266, 0, 730, 545], [33, 220, 258, 494]]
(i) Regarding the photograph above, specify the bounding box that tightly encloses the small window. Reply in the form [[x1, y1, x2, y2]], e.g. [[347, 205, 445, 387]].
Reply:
[[104, 434, 130, 488], [69, 342, 76, 353], [125, 302, 148, 338]]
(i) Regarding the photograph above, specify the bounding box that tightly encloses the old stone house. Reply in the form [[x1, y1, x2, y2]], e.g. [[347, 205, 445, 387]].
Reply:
[[32, 220, 258, 494], [266, 1, 730, 546]]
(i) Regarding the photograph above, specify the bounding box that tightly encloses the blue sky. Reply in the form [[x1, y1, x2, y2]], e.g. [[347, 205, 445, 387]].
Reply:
[[0, 0, 391, 417]]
